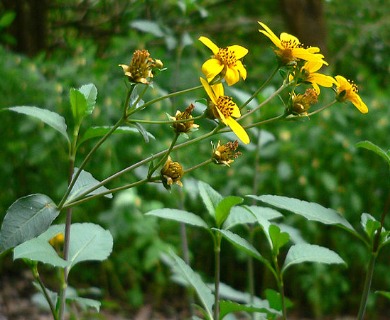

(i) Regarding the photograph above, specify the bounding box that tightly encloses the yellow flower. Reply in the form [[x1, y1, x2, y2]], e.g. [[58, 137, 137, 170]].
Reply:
[[119, 49, 163, 84], [161, 156, 184, 189], [199, 36, 248, 86], [334, 75, 368, 114], [200, 77, 250, 144], [291, 61, 336, 93], [212, 140, 242, 166], [258, 21, 327, 66]]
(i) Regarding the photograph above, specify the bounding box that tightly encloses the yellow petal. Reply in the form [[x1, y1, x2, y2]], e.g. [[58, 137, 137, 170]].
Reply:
[[200, 77, 217, 104], [258, 21, 282, 48], [224, 67, 240, 86], [310, 73, 336, 88], [228, 45, 248, 59], [351, 94, 368, 114], [199, 36, 219, 54], [304, 60, 323, 73], [230, 103, 241, 118], [212, 82, 224, 98], [202, 59, 224, 80], [280, 32, 301, 46], [335, 75, 348, 88], [225, 117, 250, 144], [236, 60, 247, 80], [293, 48, 328, 65]]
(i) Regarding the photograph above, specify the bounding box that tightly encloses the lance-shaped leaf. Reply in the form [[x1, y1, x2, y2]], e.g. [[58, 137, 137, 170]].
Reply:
[[215, 196, 243, 228], [198, 181, 223, 220], [146, 208, 208, 229], [78, 83, 97, 115], [282, 244, 345, 274], [0, 194, 59, 253], [66, 168, 112, 204], [250, 195, 354, 231], [169, 250, 214, 319], [70, 88, 87, 125], [269, 224, 290, 255], [67, 223, 113, 270], [219, 300, 279, 319], [356, 141, 390, 167], [7, 106, 69, 142]]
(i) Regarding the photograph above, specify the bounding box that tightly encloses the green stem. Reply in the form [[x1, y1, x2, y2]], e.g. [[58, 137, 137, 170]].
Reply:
[[357, 251, 377, 320], [307, 99, 337, 117], [214, 232, 222, 320], [273, 255, 287, 320], [126, 114, 205, 125], [183, 159, 213, 174], [240, 66, 280, 111]]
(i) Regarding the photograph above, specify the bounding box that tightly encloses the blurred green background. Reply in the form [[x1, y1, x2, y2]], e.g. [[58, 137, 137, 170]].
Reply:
[[0, 0, 389, 318]]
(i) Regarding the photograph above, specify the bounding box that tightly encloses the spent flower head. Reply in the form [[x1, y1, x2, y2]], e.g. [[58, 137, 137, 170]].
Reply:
[[290, 61, 336, 93], [199, 36, 248, 86], [290, 88, 319, 116], [258, 21, 327, 66], [212, 140, 241, 166], [334, 75, 368, 114], [168, 104, 199, 134], [119, 49, 163, 84], [200, 77, 250, 144], [161, 156, 184, 189]]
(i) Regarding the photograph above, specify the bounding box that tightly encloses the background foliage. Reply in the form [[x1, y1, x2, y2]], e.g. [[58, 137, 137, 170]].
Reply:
[[0, 0, 389, 318]]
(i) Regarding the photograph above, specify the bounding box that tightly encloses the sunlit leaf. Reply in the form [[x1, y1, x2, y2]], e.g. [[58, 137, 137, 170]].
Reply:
[[215, 196, 243, 228], [356, 141, 390, 167], [198, 181, 223, 220], [78, 83, 97, 115], [146, 208, 208, 229], [269, 224, 290, 254]]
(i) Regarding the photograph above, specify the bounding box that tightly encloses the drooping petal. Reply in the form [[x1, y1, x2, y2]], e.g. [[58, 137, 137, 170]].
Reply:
[[351, 95, 368, 114], [224, 67, 240, 86], [258, 21, 282, 48], [224, 117, 250, 144], [200, 77, 217, 104], [228, 45, 248, 59], [202, 59, 224, 80], [199, 36, 219, 55], [236, 60, 247, 80]]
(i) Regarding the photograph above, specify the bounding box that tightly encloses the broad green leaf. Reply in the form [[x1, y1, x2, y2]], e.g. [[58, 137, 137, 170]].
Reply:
[[219, 300, 278, 319], [198, 181, 223, 220], [250, 195, 354, 231], [146, 208, 208, 229], [215, 196, 243, 228], [169, 250, 214, 319], [77, 126, 155, 147], [251, 214, 273, 248], [66, 168, 112, 203], [217, 282, 270, 306], [7, 106, 69, 142], [265, 289, 293, 312], [78, 83, 97, 115], [361, 213, 381, 240], [13, 237, 68, 268], [70, 88, 87, 125], [131, 20, 164, 37], [269, 224, 290, 254], [282, 244, 345, 274], [223, 205, 282, 230], [68, 296, 101, 312], [0, 194, 59, 253], [213, 229, 263, 262], [356, 141, 390, 167], [68, 223, 113, 270]]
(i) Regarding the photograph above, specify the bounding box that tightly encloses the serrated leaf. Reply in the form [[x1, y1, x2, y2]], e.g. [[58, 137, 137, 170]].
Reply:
[[66, 168, 112, 203], [356, 141, 390, 167], [77, 126, 155, 147], [215, 196, 243, 228], [282, 244, 345, 273], [0, 194, 59, 253], [198, 181, 223, 220], [219, 300, 278, 319], [70, 88, 87, 124], [213, 229, 263, 262], [13, 237, 69, 268], [223, 205, 282, 230], [269, 224, 290, 254], [78, 83, 97, 115], [250, 195, 354, 231], [146, 208, 208, 229], [68, 223, 113, 270], [7, 106, 69, 142], [169, 250, 214, 319]]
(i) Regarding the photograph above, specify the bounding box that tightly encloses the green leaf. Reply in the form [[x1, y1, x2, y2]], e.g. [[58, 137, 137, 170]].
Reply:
[[78, 83, 97, 115], [223, 205, 282, 230], [169, 250, 214, 319], [265, 289, 293, 312], [356, 141, 390, 167], [269, 224, 290, 254], [282, 244, 345, 274], [0, 11, 16, 28], [13, 237, 68, 268], [198, 181, 223, 220], [131, 20, 164, 37], [146, 208, 209, 229], [219, 300, 278, 319], [70, 88, 88, 125], [67, 223, 113, 270], [250, 195, 354, 231], [77, 126, 155, 147], [361, 213, 381, 240], [68, 296, 101, 312], [0, 194, 59, 253], [215, 196, 243, 228], [375, 291, 390, 300], [213, 229, 263, 262], [66, 168, 112, 203], [7, 106, 69, 142]]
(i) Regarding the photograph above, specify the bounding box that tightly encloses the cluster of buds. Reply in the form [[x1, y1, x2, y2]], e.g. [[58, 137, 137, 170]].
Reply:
[[119, 49, 163, 84]]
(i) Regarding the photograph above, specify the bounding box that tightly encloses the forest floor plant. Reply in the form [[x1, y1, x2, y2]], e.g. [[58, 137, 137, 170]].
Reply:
[[1, 21, 387, 319]]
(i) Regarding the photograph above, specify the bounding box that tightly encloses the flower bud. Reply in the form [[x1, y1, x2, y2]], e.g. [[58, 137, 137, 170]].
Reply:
[[212, 140, 241, 166], [169, 104, 199, 134], [161, 156, 184, 189]]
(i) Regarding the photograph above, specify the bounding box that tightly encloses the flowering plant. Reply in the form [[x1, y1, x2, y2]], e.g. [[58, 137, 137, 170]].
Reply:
[[0, 21, 386, 320]]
